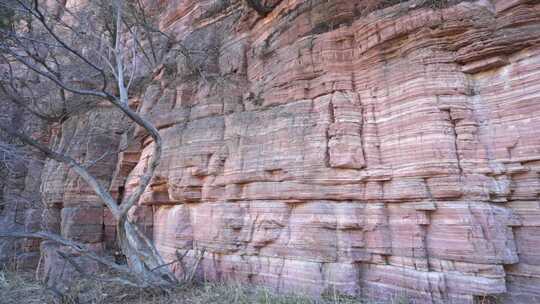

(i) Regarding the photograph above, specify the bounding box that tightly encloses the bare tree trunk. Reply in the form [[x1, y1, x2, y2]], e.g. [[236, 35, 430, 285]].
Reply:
[[0, 0, 229, 290], [117, 219, 177, 286]]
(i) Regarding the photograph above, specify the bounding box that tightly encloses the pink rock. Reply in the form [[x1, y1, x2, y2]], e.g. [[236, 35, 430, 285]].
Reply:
[[3, 0, 540, 303], [130, 3, 540, 298]]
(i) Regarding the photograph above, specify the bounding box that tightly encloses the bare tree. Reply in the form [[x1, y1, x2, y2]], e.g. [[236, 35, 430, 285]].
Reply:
[[0, 0, 177, 288]]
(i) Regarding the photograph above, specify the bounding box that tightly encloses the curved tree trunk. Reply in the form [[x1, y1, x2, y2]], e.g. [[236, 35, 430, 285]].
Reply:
[[0, 119, 178, 289], [117, 218, 178, 287], [0, 0, 180, 291]]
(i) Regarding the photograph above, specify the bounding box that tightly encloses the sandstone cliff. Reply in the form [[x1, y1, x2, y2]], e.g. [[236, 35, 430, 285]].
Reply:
[[0, 98, 47, 268], [2, 0, 540, 303]]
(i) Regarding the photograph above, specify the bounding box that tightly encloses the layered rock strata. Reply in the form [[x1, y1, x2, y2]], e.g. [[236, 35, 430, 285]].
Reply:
[[39, 104, 127, 286], [0, 99, 47, 269], [2, 0, 540, 303], [125, 0, 540, 303]]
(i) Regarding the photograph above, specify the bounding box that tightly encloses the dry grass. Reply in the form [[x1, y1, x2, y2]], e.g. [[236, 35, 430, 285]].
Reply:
[[0, 269, 369, 304], [0, 270, 57, 304]]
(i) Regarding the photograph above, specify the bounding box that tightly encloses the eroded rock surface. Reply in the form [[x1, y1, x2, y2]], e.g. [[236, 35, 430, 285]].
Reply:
[[128, 1, 540, 303], [39, 104, 127, 288], [2, 0, 540, 303], [0, 97, 47, 269]]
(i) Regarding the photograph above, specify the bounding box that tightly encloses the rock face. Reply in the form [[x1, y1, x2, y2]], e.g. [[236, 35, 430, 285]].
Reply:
[[39, 104, 127, 287], [2, 0, 540, 303], [0, 98, 47, 269], [129, 1, 540, 303]]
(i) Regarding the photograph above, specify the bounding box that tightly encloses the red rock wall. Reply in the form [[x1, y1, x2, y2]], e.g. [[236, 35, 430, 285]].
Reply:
[[120, 0, 540, 303], [0, 100, 47, 268], [3, 0, 536, 302], [39, 105, 127, 287]]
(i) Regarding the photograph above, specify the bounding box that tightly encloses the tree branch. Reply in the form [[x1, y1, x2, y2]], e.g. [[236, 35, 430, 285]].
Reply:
[[57, 251, 141, 287], [0, 121, 121, 217], [0, 231, 129, 276], [15, 0, 109, 91]]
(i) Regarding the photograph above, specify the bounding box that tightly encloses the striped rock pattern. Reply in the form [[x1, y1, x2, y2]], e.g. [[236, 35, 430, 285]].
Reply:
[[87, 0, 540, 303]]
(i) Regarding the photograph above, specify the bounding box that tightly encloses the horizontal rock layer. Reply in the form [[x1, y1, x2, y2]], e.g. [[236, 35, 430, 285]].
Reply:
[[15, 0, 540, 303], [121, 1, 540, 303]]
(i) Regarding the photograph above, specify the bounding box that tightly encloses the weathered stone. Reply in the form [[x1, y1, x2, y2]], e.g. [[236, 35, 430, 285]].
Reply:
[[2, 0, 540, 303], [133, 1, 540, 302]]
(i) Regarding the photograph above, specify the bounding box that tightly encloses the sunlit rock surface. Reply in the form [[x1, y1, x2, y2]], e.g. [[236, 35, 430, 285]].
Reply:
[[3, 0, 539, 303], [127, 1, 540, 303]]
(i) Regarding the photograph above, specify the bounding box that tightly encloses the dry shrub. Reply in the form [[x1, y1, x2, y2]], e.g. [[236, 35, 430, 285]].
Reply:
[[0, 269, 417, 304], [0, 270, 56, 304]]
